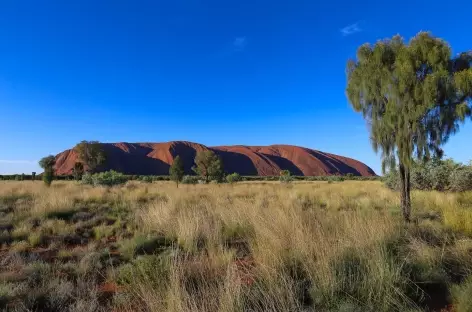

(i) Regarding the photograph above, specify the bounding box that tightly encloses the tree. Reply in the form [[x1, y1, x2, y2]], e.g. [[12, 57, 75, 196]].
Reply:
[[74, 141, 106, 173], [347, 32, 472, 221], [39, 155, 56, 187], [192, 150, 224, 183], [169, 155, 185, 187], [72, 162, 85, 181]]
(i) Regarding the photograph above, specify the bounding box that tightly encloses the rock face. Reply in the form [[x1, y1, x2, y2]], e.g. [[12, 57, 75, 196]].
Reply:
[[54, 141, 376, 176]]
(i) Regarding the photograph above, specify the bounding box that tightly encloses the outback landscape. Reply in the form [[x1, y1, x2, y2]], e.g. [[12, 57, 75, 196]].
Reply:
[[1, 11, 472, 312]]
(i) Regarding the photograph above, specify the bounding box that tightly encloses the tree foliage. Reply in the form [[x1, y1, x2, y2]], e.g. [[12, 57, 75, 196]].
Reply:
[[385, 158, 472, 192], [192, 150, 224, 183], [39, 155, 56, 170], [38, 155, 56, 187], [72, 162, 85, 181], [347, 32, 472, 221], [279, 170, 293, 184], [226, 172, 241, 184], [81, 170, 127, 187], [74, 141, 106, 173], [169, 155, 185, 187]]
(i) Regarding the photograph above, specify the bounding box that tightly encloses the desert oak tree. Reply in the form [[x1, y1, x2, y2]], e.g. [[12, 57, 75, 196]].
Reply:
[[39, 155, 56, 186], [347, 32, 472, 221], [192, 150, 224, 183], [169, 155, 185, 187], [74, 141, 106, 173]]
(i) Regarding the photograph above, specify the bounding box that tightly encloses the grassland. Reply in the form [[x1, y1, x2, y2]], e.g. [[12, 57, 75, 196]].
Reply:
[[1, 180, 472, 311]]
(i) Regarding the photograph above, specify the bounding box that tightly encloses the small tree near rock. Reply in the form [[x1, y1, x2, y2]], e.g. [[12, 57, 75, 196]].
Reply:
[[74, 140, 106, 173], [39, 155, 56, 187], [73, 162, 85, 181], [169, 156, 185, 187], [192, 150, 224, 183]]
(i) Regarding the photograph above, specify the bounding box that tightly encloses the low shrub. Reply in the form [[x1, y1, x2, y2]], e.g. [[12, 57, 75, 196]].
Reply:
[[384, 159, 472, 192], [82, 171, 127, 187], [279, 170, 293, 184], [226, 172, 241, 184], [181, 175, 198, 185], [81, 173, 93, 185], [140, 176, 153, 184], [328, 176, 345, 182], [450, 167, 472, 192]]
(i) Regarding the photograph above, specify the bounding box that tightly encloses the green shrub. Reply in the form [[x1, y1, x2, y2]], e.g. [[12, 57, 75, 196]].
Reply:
[[279, 170, 293, 184], [140, 176, 153, 184], [384, 159, 472, 192], [430, 161, 452, 191], [450, 167, 472, 192], [42, 170, 54, 187], [226, 172, 241, 184], [181, 175, 198, 184], [82, 170, 127, 187], [81, 172, 93, 185], [411, 165, 432, 190], [328, 176, 345, 182]]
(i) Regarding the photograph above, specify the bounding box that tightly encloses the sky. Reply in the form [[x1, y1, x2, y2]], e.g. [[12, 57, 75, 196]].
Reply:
[[1, 0, 471, 175]]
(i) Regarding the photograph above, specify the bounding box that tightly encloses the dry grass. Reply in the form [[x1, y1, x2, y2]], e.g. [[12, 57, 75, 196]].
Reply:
[[1, 180, 472, 311]]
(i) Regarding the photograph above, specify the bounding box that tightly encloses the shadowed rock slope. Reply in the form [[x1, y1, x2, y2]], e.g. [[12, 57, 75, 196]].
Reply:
[[54, 141, 376, 176]]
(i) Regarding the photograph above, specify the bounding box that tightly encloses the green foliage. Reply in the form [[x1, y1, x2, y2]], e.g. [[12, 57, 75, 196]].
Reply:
[[328, 176, 345, 183], [169, 155, 185, 186], [192, 150, 224, 183], [72, 162, 84, 181], [450, 167, 472, 192], [181, 175, 198, 184], [81, 172, 93, 185], [39, 155, 56, 187], [226, 172, 241, 184], [385, 159, 472, 192], [279, 170, 293, 184], [81, 170, 127, 187], [140, 175, 153, 183], [347, 32, 472, 220], [74, 140, 106, 173], [38, 155, 56, 170]]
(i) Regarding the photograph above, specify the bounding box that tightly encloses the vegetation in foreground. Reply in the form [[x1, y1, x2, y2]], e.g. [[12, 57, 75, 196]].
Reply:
[[1, 180, 472, 311], [347, 31, 472, 222]]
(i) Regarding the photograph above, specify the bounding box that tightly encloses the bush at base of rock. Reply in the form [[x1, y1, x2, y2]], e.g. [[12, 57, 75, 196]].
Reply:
[[81, 170, 128, 187]]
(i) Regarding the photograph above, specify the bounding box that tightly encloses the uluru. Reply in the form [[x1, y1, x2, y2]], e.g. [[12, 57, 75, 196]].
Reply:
[[54, 141, 376, 176]]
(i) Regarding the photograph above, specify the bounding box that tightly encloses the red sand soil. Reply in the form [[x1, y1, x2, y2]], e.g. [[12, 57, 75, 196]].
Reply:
[[54, 141, 376, 176]]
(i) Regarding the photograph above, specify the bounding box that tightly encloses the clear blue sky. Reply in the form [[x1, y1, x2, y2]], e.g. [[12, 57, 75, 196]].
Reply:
[[1, 0, 471, 175]]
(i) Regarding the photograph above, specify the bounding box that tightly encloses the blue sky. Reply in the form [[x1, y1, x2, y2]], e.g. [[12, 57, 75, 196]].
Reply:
[[1, 0, 471, 175]]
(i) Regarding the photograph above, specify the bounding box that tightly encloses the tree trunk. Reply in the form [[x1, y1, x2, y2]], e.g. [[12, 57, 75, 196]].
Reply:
[[399, 163, 411, 222]]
